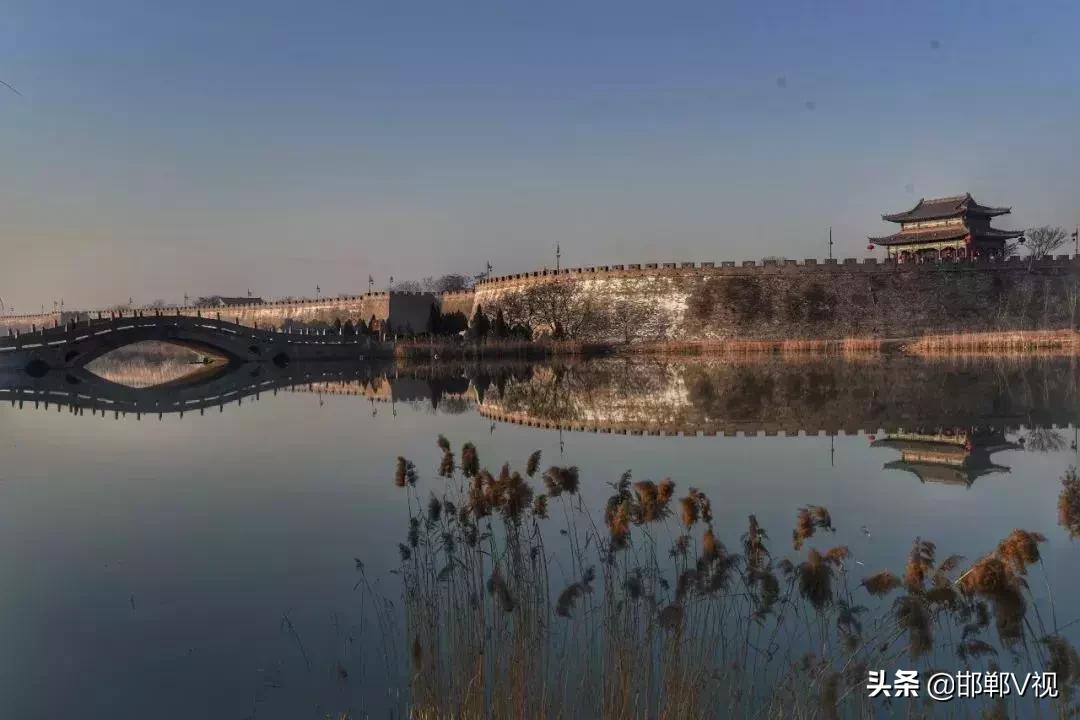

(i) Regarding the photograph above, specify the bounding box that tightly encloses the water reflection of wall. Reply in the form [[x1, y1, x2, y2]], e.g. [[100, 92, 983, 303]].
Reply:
[[475, 357, 1080, 435], [6, 356, 1077, 438]]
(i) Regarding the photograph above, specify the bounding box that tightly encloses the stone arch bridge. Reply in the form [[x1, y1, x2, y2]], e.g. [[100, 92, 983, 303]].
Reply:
[[0, 357, 394, 417], [0, 311, 387, 375]]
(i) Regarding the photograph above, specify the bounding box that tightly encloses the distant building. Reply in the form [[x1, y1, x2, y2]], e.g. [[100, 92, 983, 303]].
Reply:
[[195, 296, 264, 307], [869, 193, 1024, 262]]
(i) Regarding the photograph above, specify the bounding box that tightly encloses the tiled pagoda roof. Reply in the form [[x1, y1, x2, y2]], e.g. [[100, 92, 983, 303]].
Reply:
[[882, 193, 1011, 223], [868, 226, 1024, 246]]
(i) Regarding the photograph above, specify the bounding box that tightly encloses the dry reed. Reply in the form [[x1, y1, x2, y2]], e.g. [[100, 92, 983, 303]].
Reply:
[[381, 438, 1078, 719]]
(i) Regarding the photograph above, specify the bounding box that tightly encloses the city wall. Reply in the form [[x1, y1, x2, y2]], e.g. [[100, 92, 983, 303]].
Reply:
[[471, 256, 1080, 341], [0, 292, 436, 336], [6, 256, 1080, 342]]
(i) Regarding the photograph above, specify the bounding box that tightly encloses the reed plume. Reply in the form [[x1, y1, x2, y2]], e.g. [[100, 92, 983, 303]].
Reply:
[[904, 538, 936, 592], [395, 456, 418, 487], [893, 595, 933, 659], [525, 450, 541, 477], [543, 466, 580, 496], [793, 505, 834, 550], [1060, 466, 1080, 539], [461, 442, 480, 477], [996, 529, 1046, 575], [861, 571, 901, 597], [797, 549, 834, 611], [742, 514, 769, 570]]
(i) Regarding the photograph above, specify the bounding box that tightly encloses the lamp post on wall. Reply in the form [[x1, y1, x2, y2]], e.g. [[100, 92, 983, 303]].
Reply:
[[827, 227, 833, 260]]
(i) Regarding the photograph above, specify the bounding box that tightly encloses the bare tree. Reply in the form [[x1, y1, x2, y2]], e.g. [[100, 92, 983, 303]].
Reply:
[[392, 280, 422, 293], [421, 274, 471, 293], [1066, 278, 1080, 329], [496, 282, 611, 341], [1024, 226, 1068, 269]]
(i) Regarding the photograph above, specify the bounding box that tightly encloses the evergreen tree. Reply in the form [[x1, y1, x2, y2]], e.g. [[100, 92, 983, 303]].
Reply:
[[342, 319, 356, 336], [469, 304, 490, 339], [427, 303, 442, 335], [357, 318, 369, 335], [333, 317, 343, 334], [492, 308, 510, 338]]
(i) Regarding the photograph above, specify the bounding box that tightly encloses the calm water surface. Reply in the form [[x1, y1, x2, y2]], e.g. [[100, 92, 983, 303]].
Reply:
[[1, 355, 1078, 717]]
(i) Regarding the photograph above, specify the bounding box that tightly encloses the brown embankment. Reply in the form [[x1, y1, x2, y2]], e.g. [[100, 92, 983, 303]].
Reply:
[[393, 338, 613, 360]]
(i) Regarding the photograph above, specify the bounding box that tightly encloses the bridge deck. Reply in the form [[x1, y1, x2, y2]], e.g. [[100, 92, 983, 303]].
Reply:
[[0, 312, 386, 370]]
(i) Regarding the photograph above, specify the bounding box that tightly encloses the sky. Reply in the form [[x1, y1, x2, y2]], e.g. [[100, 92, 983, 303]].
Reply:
[[1, 0, 1079, 312]]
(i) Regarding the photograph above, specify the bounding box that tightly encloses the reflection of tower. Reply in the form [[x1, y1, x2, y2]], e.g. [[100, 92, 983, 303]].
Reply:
[[829, 435, 835, 467], [873, 427, 1020, 487], [559, 427, 564, 457]]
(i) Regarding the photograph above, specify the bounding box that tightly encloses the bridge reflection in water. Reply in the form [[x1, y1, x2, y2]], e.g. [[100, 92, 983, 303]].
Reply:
[[3, 354, 1074, 483]]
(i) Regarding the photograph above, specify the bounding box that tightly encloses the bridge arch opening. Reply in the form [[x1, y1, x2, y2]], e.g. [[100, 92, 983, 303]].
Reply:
[[24, 359, 50, 378], [84, 340, 228, 389]]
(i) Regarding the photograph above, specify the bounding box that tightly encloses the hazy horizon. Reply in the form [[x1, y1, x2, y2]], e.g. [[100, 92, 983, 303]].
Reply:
[[2, 0, 1079, 312]]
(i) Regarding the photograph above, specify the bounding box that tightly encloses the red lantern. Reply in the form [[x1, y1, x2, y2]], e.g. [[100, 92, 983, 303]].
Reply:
[[964, 233, 973, 246], [866, 244, 875, 251]]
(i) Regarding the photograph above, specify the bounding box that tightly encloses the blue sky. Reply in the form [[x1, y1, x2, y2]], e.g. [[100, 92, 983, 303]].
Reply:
[[1, 0, 1079, 310]]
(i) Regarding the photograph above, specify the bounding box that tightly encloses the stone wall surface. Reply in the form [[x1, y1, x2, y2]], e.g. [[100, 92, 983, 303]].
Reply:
[[471, 257, 1080, 341], [0, 293, 437, 335], [438, 291, 476, 318]]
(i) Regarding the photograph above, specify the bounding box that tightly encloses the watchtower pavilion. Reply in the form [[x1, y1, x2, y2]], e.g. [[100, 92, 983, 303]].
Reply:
[[869, 193, 1024, 262]]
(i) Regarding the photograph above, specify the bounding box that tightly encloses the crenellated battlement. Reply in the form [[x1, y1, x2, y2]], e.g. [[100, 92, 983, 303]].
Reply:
[[471, 254, 1080, 292]]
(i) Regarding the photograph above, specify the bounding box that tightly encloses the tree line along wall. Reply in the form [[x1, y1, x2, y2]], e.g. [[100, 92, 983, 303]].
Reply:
[[469, 257, 1080, 342]]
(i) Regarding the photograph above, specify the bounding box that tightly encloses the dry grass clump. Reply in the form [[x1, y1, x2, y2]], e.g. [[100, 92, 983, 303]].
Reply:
[[383, 438, 1077, 719], [907, 330, 1080, 355]]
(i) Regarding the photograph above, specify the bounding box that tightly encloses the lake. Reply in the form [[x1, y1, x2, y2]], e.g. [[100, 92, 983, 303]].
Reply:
[[2, 353, 1079, 718]]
